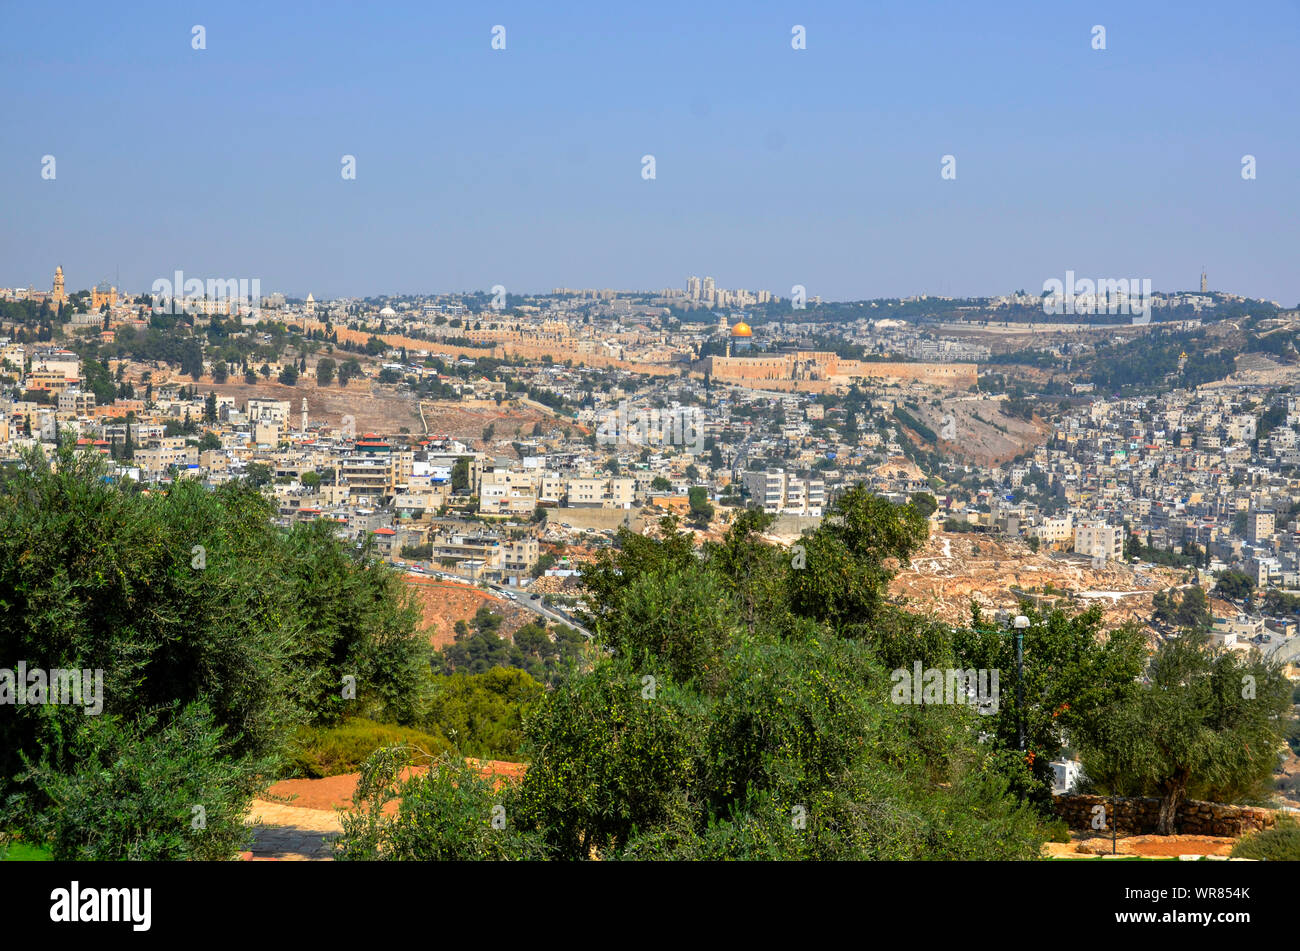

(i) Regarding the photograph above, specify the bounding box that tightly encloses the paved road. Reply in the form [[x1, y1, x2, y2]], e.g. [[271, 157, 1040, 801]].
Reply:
[[484, 581, 592, 637], [1266, 635, 1300, 665], [400, 566, 591, 637]]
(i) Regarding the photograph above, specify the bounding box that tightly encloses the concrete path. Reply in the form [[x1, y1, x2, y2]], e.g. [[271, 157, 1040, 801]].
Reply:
[[243, 800, 343, 861]]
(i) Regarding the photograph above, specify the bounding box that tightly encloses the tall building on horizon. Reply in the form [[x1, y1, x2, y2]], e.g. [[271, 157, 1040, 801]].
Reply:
[[1201, 267, 1207, 293], [51, 265, 66, 307]]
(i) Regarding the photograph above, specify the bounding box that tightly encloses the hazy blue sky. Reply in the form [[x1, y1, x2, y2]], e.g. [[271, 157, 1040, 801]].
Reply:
[[3, 0, 1298, 303]]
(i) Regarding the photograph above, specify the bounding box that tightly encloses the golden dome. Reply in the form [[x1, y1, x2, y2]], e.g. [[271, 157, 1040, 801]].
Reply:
[[730, 321, 752, 337]]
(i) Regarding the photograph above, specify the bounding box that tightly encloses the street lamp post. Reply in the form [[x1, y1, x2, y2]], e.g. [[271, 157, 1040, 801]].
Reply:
[[1011, 614, 1029, 753]]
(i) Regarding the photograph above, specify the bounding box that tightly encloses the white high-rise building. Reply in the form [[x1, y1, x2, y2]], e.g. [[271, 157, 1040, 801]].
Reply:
[[742, 469, 824, 516]]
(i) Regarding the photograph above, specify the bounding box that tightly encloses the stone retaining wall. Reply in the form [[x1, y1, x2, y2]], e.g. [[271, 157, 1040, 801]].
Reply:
[[1053, 794, 1276, 837]]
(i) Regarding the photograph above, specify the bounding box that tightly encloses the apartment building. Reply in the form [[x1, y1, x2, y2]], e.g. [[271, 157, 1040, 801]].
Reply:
[[134, 445, 199, 481], [502, 537, 539, 572], [742, 468, 825, 515], [1073, 521, 1123, 563], [1247, 509, 1275, 546], [1211, 614, 1264, 649], [568, 476, 635, 508], [57, 389, 96, 414], [1033, 514, 1075, 548], [247, 399, 291, 435], [480, 467, 542, 515]]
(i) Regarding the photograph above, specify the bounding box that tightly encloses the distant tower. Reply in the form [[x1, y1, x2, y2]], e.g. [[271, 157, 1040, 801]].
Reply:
[[301, 397, 308, 433], [1200, 268, 1207, 293], [305, 293, 316, 318], [52, 265, 66, 307]]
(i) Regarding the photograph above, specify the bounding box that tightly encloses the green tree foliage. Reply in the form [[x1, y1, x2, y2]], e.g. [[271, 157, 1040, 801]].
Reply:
[[337, 358, 362, 386], [1213, 570, 1256, 603], [908, 491, 938, 518], [287, 719, 450, 778], [703, 509, 792, 637], [786, 485, 928, 633], [10, 704, 258, 860], [316, 357, 336, 386], [954, 605, 1147, 801], [450, 457, 472, 495], [1076, 632, 1292, 834], [278, 521, 428, 727], [596, 566, 736, 693], [81, 358, 116, 405], [354, 485, 1064, 860], [1261, 589, 1300, 616], [530, 551, 557, 578], [423, 667, 544, 760], [0, 441, 432, 858], [579, 514, 697, 632], [436, 613, 585, 688], [508, 660, 705, 859], [1152, 586, 1212, 632], [334, 747, 547, 860], [244, 461, 273, 486], [1230, 817, 1300, 861], [687, 486, 714, 528]]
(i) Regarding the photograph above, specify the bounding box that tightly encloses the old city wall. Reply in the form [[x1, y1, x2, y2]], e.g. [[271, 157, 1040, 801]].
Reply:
[[494, 341, 678, 376], [707, 355, 978, 391], [837, 360, 979, 389], [303, 321, 676, 376]]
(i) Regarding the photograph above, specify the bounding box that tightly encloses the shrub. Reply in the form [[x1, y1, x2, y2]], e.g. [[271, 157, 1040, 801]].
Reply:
[[333, 746, 545, 860], [423, 668, 543, 760], [286, 719, 450, 778], [1229, 818, 1300, 861], [1044, 817, 1073, 844], [5, 703, 261, 861]]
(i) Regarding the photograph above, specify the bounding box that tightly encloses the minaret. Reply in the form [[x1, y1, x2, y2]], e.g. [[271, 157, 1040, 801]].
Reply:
[[1200, 268, 1207, 293], [301, 397, 308, 433]]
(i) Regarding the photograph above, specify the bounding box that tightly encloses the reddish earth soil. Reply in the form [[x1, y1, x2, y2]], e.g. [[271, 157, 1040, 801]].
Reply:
[[418, 400, 563, 446], [203, 379, 423, 433], [402, 578, 533, 648], [265, 760, 528, 813], [1045, 833, 1237, 857]]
